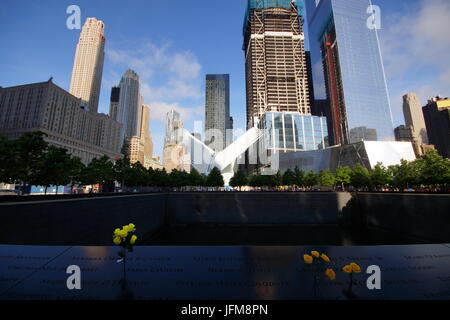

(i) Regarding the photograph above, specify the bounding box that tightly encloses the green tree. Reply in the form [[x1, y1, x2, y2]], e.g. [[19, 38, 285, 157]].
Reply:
[[248, 174, 260, 187], [304, 171, 319, 188], [127, 162, 148, 189], [113, 157, 132, 189], [189, 168, 205, 186], [415, 150, 450, 189], [153, 169, 169, 187], [282, 169, 297, 186], [169, 169, 191, 188], [319, 170, 335, 187], [67, 156, 85, 193], [33, 145, 73, 194], [390, 160, 417, 190], [370, 162, 392, 190], [206, 167, 224, 187], [350, 164, 371, 190], [335, 166, 352, 190], [82, 155, 115, 192], [229, 170, 248, 188], [272, 170, 283, 188], [12, 132, 49, 193], [294, 167, 305, 187], [0, 135, 15, 184]]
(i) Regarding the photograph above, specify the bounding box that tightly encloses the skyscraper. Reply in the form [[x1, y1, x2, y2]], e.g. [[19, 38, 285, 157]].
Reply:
[[205, 74, 232, 152], [163, 110, 188, 172], [423, 97, 450, 158], [243, 0, 311, 128], [109, 86, 120, 121], [69, 18, 105, 113], [403, 93, 429, 146], [122, 104, 156, 168], [164, 110, 183, 146], [305, 0, 394, 146], [140, 104, 154, 162], [113, 70, 142, 145], [394, 125, 414, 142]]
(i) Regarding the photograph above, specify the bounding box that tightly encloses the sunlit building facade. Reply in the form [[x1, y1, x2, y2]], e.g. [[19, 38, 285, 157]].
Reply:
[[305, 0, 394, 146], [69, 18, 105, 113]]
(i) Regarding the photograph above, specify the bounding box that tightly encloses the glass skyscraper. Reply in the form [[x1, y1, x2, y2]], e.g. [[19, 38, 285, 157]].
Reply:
[[205, 74, 232, 152], [259, 112, 328, 153], [305, 0, 394, 146]]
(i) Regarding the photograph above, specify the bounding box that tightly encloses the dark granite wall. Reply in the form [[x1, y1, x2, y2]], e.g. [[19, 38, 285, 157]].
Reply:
[[0, 192, 448, 245], [166, 192, 352, 225], [0, 194, 167, 245], [356, 193, 450, 243]]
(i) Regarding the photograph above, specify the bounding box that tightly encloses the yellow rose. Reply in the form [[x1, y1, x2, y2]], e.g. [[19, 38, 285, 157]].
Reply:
[[311, 251, 320, 258], [325, 268, 336, 280], [350, 263, 361, 273], [130, 235, 138, 245], [113, 237, 121, 245], [303, 254, 313, 264], [122, 225, 130, 233], [128, 223, 135, 230], [342, 265, 353, 274], [114, 228, 121, 236], [118, 229, 128, 238], [320, 254, 331, 263]]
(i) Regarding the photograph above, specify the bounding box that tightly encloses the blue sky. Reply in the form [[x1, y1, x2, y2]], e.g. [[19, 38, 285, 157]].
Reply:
[[1, 0, 449, 158]]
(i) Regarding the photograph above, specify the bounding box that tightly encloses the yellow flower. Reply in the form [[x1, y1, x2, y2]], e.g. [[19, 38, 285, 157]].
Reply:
[[303, 254, 313, 264], [320, 254, 331, 263], [130, 235, 138, 245], [122, 225, 130, 233], [350, 263, 361, 273], [325, 268, 336, 280], [114, 228, 121, 236], [116, 229, 128, 239], [342, 265, 353, 274], [128, 223, 135, 230], [311, 251, 320, 258], [113, 237, 121, 245]]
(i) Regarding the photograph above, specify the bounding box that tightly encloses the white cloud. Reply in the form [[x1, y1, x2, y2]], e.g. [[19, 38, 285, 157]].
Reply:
[[148, 101, 203, 123], [380, 0, 450, 123], [169, 52, 202, 79], [105, 41, 203, 118]]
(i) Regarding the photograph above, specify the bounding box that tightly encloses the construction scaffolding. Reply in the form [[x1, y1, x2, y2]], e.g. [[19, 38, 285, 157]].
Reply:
[[243, 0, 311, 128]]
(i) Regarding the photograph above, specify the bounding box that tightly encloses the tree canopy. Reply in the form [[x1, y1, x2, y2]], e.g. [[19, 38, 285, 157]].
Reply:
[[1, 132, 449, 193]]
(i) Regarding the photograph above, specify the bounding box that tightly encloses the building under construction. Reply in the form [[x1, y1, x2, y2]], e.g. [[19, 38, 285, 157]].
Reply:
[[243, 0, 311, 129]]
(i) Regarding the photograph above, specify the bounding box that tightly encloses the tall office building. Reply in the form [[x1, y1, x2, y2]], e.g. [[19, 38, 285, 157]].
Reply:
[[423, 97, 450, 158], [164, 110, 183, 146], [69, 18, 105, 113], [394, 125, 414, 142], [0, 79, 122, 164], [109, 86, 120, 121], [112, 70, 142, 145], [163, 110, 188, 172], [403, 93, 429, 145], [205, 74, 232, 152], [305, 0, 394, 146], [243, 0, 311, 128], [122, 104, 157, 168]]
